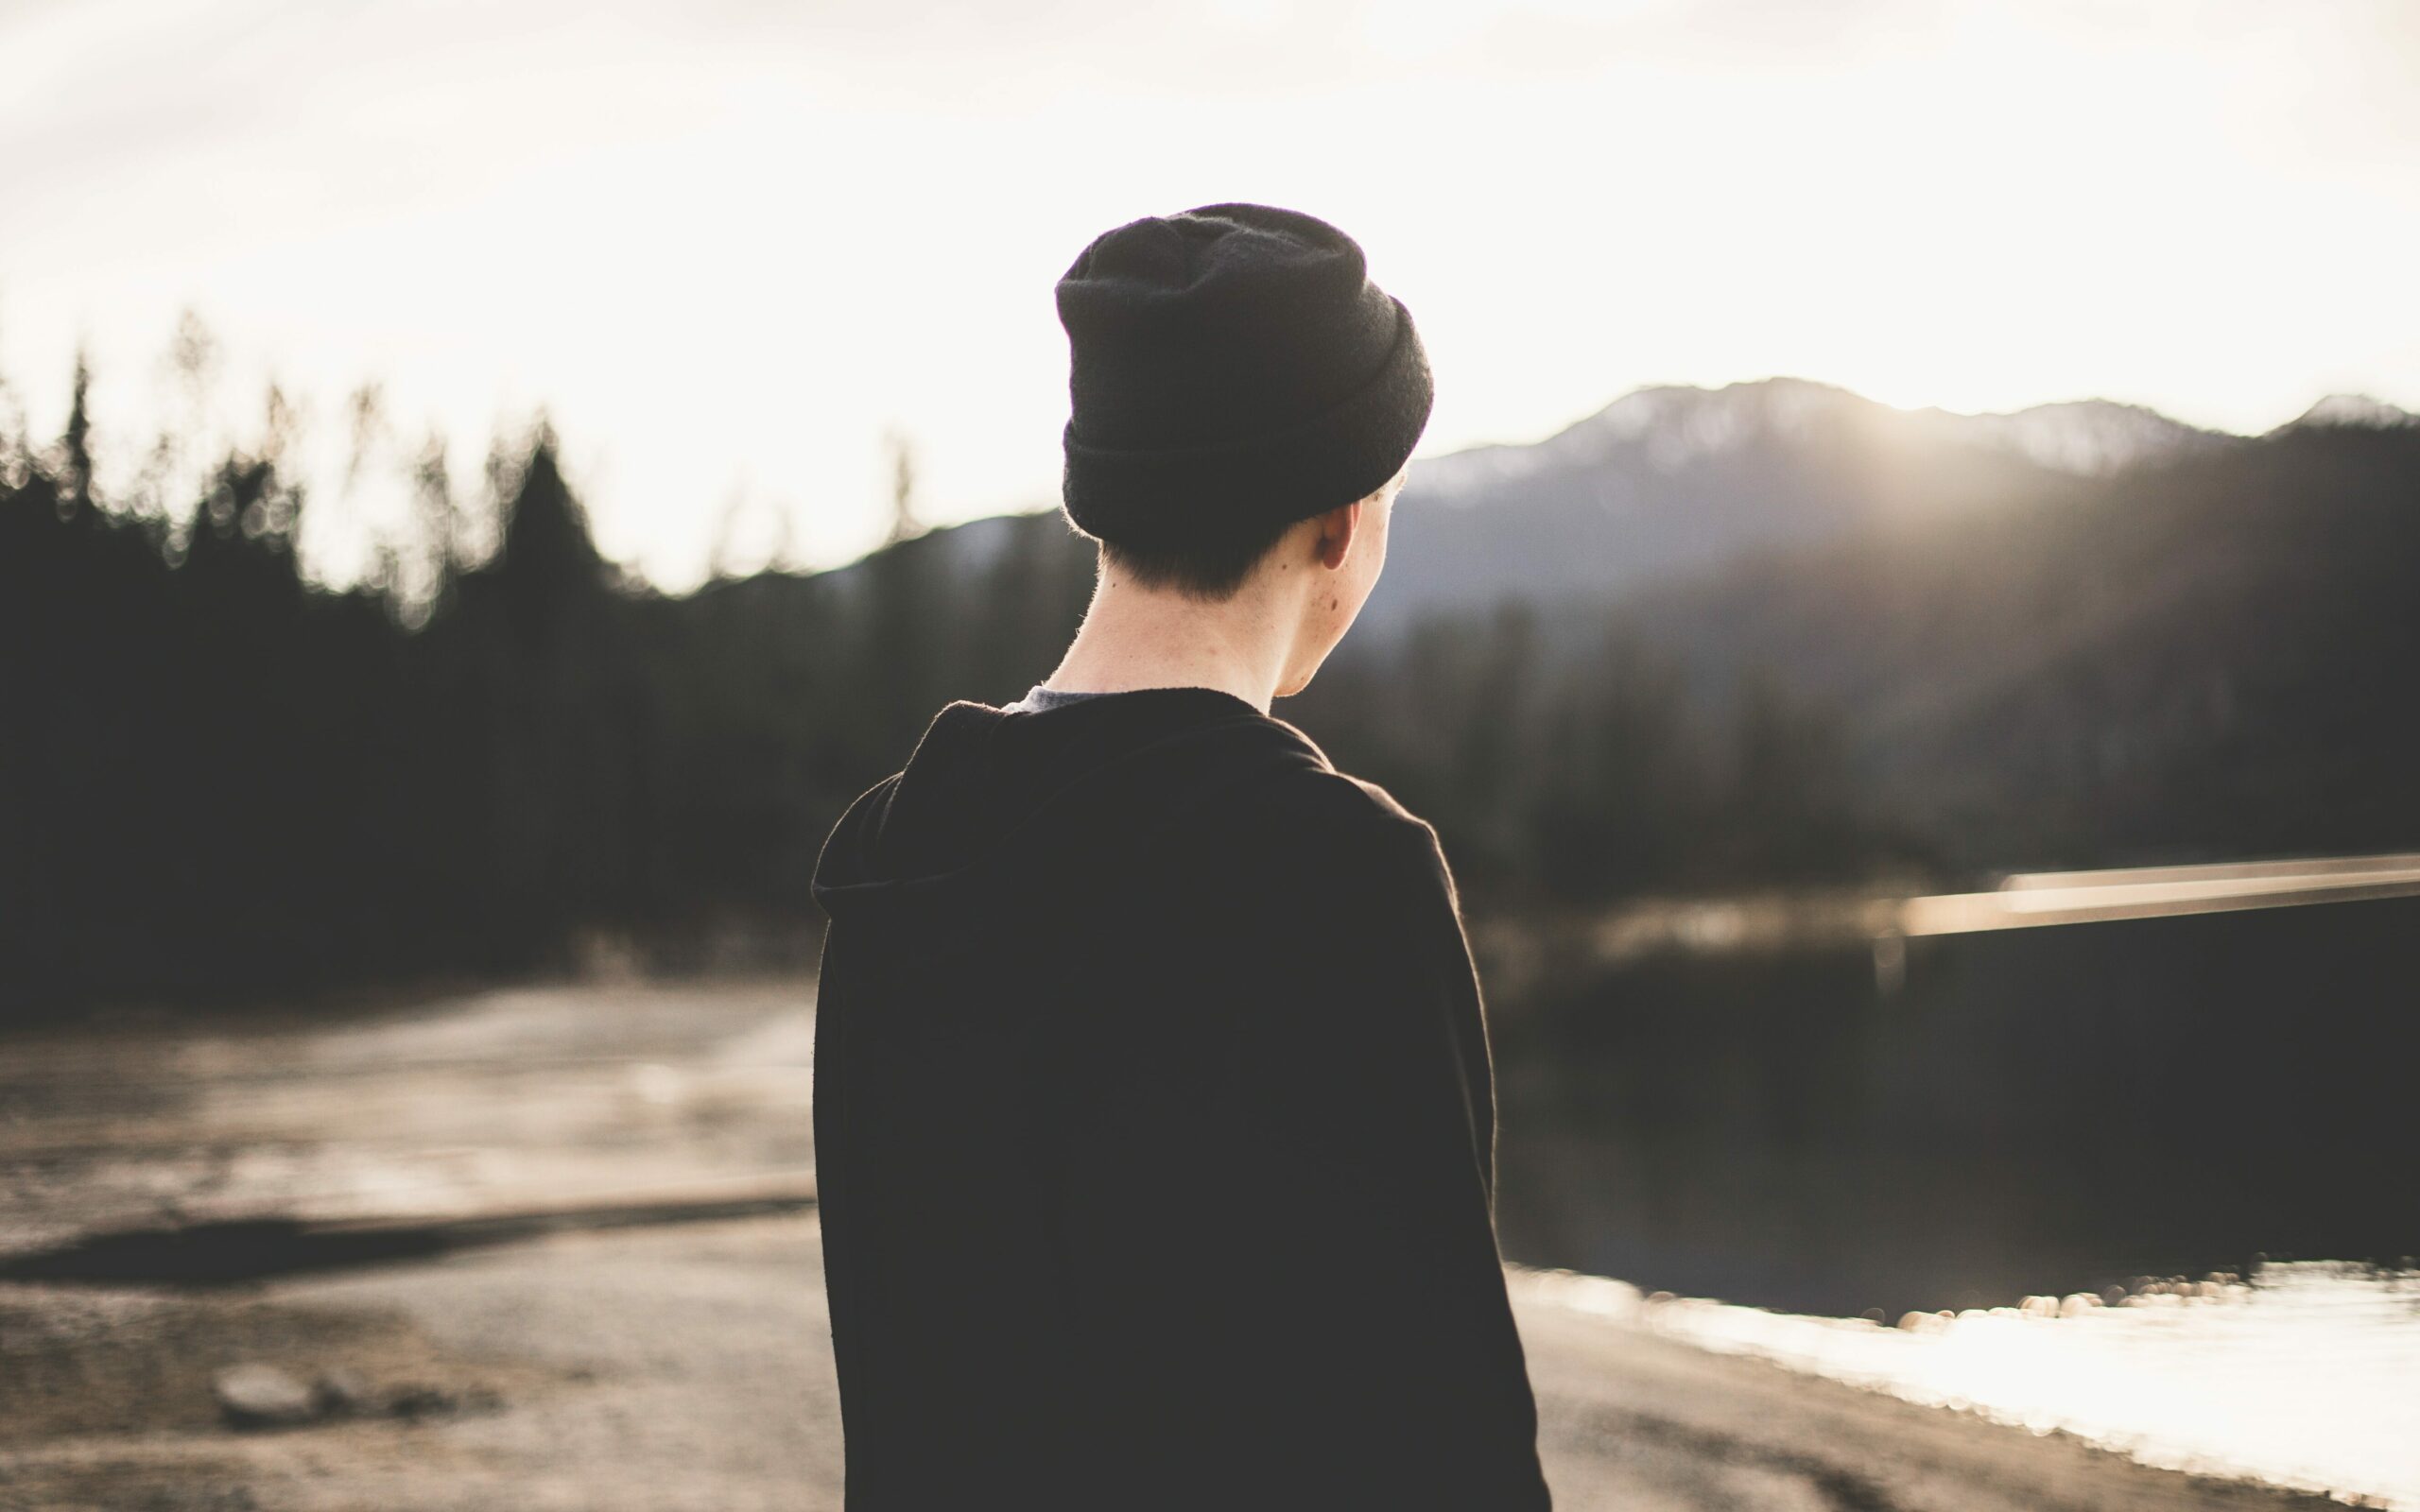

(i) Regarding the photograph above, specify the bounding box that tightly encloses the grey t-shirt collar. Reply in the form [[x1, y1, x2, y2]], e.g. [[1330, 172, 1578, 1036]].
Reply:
[[1001, 683, 1272, 714], [1000, 683, 1115, 714]]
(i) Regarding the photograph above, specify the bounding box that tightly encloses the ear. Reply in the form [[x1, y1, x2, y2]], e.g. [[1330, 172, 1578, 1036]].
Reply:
[[1313, 498, 1361, 571]]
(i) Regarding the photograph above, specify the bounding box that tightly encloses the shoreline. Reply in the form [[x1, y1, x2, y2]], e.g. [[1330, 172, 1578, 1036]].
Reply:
[[0, 1212, 2362, 1511], [0, 980, 2385, 1509]]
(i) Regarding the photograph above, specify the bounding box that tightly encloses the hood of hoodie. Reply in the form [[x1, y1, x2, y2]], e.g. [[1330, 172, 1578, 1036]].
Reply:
[[810, 686, 1330, 965]]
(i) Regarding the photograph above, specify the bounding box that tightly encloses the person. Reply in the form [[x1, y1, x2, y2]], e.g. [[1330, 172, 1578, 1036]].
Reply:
[[809, 202, 1550, 1509]]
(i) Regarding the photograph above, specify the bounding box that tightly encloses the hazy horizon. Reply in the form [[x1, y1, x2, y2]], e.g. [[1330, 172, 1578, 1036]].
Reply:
[[7, 0, 2416, 589]]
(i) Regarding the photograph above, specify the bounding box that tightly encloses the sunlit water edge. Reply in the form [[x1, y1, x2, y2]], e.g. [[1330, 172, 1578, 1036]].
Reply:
[[1519, 1260, 2420, 1509]]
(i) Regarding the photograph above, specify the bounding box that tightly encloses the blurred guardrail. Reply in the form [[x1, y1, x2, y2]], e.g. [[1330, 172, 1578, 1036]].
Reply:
[[1473, 852, 2420, 994], [1898, 852, 2420, 936]]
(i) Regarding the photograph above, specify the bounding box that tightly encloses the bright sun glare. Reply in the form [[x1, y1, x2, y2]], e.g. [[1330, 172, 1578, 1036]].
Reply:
[[1, 0, 2413, 587]]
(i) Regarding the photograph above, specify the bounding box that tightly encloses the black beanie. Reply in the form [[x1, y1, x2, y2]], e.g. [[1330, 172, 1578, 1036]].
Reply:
[[1055, 202, 1433, 550]]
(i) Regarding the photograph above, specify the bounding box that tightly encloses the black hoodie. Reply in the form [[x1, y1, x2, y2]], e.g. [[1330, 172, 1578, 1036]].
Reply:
[[809, 686, 1549, 1510]]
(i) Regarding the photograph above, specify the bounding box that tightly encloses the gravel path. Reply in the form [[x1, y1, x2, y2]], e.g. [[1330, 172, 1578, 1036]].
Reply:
[[0, 983, 2362, 1510], [0, 1213, 2353, 1512]]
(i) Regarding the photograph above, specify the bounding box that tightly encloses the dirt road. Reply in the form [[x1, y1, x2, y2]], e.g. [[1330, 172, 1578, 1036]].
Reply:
[[0, 983, 2356, 1510]]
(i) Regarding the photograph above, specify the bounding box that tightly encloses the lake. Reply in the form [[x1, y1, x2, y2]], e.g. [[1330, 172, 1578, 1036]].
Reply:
[[1488, 889, 2420, 1503]]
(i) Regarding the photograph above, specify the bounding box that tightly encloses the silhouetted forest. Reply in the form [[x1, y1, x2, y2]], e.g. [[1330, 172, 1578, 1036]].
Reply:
[[1622, 421, 2420, 868], [5, 352, 2414, 1014]]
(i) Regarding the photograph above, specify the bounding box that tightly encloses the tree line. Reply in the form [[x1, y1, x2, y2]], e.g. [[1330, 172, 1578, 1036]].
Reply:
[[42, 343, 2408, 1019], [2, 355, 1904, 1015]]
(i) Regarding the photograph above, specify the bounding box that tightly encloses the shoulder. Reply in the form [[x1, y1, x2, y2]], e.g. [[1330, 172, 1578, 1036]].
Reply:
[[1207, 757, 1461, 913], [1333, 774, 1465, 919]]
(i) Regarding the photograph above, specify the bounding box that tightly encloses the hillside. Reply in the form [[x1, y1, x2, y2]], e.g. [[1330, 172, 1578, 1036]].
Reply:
[[1371, 378, 2230, 627], [1616, 409, 2420, 868], [811, 384, 2420, 881]]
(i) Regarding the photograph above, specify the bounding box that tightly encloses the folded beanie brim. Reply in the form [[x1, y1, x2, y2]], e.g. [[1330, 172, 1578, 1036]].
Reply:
[[1062, 298, 1433, 550]]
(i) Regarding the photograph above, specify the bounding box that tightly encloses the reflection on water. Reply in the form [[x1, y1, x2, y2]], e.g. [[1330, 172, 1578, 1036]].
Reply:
[[1486, 890, 2420, 1503], [1527, 1262, 2420, 1509], [1491, 893, 2420, 1317]]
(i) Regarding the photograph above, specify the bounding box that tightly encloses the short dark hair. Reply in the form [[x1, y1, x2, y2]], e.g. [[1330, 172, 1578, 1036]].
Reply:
[[1086, 513, 1300, 602]]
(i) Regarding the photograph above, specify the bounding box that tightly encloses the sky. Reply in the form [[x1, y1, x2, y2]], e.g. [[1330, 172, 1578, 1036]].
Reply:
[[4, 0, 2416, 588]]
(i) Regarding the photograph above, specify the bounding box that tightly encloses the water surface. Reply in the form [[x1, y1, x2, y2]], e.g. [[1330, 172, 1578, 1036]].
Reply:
[[1489, 890, 2420, 1503], [1531, 1262, 2420, 1509]]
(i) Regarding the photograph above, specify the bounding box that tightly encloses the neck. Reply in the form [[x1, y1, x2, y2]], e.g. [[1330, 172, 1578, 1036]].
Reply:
[[1042, 559, 1307, 714]]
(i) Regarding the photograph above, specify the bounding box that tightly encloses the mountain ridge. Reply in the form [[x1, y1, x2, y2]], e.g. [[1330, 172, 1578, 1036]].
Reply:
[[1409, 378, 2228, 510], [1374, 376, 2205, 626]]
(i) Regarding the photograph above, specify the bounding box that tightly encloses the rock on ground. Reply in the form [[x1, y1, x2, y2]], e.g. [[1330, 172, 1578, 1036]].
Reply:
[[212, 1365, 317, 1429]]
